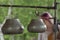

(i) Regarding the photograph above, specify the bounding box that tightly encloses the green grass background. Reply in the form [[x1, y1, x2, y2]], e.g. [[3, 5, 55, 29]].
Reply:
[[0, 0, 60, 40]]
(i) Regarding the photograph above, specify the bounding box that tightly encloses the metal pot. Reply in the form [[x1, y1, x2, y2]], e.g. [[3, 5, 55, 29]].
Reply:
[[27, 19, 47, 33], [1, 19, 24, 34]]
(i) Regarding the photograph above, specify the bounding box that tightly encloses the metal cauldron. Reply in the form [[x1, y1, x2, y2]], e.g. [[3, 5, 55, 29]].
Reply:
[[27, 19, 47, 33], [1, 19, 24, 34]]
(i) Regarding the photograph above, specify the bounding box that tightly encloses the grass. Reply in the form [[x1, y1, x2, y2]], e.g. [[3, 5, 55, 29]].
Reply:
[[0, 0, 60, 40]]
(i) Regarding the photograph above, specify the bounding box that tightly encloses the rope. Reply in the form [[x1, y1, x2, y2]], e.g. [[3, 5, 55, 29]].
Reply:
[[7, 0, 14, 19]]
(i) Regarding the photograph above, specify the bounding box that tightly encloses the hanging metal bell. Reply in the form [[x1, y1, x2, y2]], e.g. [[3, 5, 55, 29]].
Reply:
[[1, 19, 24, 34], [27, 19, 47, 33]]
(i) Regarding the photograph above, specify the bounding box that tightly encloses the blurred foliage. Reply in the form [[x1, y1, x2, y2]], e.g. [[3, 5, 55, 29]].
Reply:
[[0, 0, 60, 40]]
